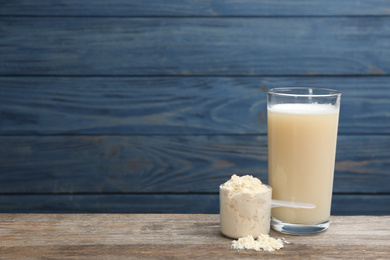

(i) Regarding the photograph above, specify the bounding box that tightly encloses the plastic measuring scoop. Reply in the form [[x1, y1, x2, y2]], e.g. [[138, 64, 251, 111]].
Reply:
[[271, 199, 316, 209]]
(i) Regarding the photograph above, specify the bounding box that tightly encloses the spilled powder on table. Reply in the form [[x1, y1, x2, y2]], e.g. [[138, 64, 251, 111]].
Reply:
[[231, 234, 289, 252]]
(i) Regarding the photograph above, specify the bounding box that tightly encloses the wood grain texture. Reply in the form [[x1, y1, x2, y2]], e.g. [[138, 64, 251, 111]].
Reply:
[[0, 194, 389, 215], [0, 214, 389, 259], [1, 77, 389, 135], [1, 1, 389, 216], [1, 0, 390, 16], [2, 17, 390, 76], [0, 135, 389, 194]]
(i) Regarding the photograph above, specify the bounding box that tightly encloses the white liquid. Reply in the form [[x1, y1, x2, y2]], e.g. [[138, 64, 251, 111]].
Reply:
[[268, 103, 339, 224]]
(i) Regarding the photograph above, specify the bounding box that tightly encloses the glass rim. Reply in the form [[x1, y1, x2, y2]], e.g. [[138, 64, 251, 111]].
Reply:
[[267, 87, 341, 97]]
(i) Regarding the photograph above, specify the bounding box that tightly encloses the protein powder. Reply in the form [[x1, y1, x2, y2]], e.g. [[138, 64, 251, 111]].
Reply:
[[219, 174, 272, 239], [231, 234, 287, 252]]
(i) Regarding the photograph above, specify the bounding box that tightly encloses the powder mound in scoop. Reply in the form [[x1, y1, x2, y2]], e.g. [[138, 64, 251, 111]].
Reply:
[[219, 174, 269, 193]]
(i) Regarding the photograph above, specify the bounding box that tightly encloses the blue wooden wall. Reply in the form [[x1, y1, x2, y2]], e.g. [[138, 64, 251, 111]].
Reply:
[[0, 0, 389, 215]]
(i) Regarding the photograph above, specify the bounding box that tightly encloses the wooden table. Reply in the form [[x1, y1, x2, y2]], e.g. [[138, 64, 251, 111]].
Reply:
[[0, 214, 389, 259]]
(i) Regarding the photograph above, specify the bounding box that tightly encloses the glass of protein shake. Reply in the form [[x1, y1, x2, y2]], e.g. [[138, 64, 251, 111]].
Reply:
[[267, 88, 341, 235]]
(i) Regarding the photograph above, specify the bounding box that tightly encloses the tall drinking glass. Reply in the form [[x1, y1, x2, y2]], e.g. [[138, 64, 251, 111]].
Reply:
[[267, 88, 341, 235]]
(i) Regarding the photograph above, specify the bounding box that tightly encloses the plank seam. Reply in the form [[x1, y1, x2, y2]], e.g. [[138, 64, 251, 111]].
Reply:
[[2, 15, 390, 19], [1, 75, 390, 78], [0, 133, 389, 137]]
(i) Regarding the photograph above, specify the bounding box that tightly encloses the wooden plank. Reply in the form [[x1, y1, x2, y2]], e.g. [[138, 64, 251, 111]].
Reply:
[[0, 194, 220, 214], [0, 135, 389, 193], [2, 17, 390, 76], [0, 214, 389, 259], [332, 195, 390, 215], [1, 77, 389, 135], [1, 0, 390, 17], [0, 194, 389, 215]]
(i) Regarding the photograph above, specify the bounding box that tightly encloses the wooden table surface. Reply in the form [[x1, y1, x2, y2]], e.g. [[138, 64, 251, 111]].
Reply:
[[0, 214, 389, 259]]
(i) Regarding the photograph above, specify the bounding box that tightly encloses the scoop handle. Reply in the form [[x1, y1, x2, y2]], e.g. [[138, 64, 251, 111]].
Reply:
[[271, 199, 316, 209]]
